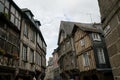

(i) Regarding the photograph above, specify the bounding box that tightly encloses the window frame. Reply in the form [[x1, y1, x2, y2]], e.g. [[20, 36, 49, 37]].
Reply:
[[23, 23, 28, 37], [30, 49, 34, 63], [92, 33, 101, 41], [80, 38, 85, 46], [83, 52, 90, 66], [22, 44, 27, 62], [30, 28, 35, 43], [104, 25, 111, 36], [97, 48, 106, 64], [35, 52, 41, 66], [0, 2, 4, 13]]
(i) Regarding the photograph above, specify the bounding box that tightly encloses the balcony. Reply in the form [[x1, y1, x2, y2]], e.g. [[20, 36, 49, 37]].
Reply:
[[0, 30, 19, 68]]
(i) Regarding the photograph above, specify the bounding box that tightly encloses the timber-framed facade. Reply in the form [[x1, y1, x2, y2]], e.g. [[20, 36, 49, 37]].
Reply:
[[72, 23, 113, 80], [0, 0, 47, 80]]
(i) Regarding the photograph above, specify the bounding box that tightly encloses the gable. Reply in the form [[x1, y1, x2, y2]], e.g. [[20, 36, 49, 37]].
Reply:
[[59, 30, 66, 44]]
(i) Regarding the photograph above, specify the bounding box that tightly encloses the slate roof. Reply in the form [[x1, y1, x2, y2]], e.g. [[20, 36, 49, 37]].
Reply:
[[58, 21, 102, 45], [22, 8, 34, 17], [59, 21, 78, 35], [75, 23, 102, 33]]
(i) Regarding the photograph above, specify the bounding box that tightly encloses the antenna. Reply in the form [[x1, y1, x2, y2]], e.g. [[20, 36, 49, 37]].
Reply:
[[87, 13, 93, 23]]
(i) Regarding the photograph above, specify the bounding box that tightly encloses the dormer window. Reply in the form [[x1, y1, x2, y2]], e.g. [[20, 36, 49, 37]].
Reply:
[[25, 12, 32, 19], [92, 33, 101, 41]]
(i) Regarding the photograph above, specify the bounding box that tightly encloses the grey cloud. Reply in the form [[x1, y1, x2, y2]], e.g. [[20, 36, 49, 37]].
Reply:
[[13, 0, 100, 61]]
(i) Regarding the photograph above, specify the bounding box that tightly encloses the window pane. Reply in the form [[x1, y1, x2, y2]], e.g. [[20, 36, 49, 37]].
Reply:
[[83, 53, 89, 66], [24, 23, 28, 36], [30, 49, 34, 63], [31, 29, 35, 42], [0, 2, 4, 12], [5, 0, 9, 8], [37, 34, 42, 48], [92, 33, 101, 41], [10, 14, 15, 23], [104, 25, 111, 35], [5, 8, 9, 18], [80, 39, 85, 46], [22, 45, 27, 61], [0, 28, 6, 39], [18, 14, 21, 20], [97, 48, 106, 64], [15, 18, 18, 26], [15, 11, 19, 18], [11, 6, 15, 14], [18, 21, 20, 30]]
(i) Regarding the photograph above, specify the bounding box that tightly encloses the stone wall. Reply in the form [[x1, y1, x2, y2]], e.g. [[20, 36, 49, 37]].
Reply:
[[98, 0, 120, 79]]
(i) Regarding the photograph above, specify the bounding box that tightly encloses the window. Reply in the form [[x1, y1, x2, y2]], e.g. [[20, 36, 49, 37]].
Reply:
[[0, 28, 6, 39], [43, 42, 46, 52], [66, 40, 70, 48], [36, 52, 41, 66], [11, 5, 15, 14], [5, 8, 9, 14], [97, 48, 106, 64], [15, 11, 21, 30], [5, 0, 9, 8], [42, 55, 46, 67], [31, 29, 35, 42], [104, 25, 111, 35], [0, 2, 4, 12], [15, 18, 18, 26], [18, 20, 21, 30], [22, 45, 27, 61], [24, 23, 28, 36], [37, 34, 43, 48], [10, 14, 15, 23], [80, 39, 85, 46], [30, 49, 34, 63], [92, 33, 101, 41], [15, 11, 19, 18], [117, 11, 120, 23], [83, 53, 90, 66]]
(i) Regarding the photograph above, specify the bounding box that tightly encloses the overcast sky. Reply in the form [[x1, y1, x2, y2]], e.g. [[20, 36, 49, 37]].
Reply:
[[13, 0, 101, 62]]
